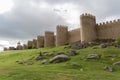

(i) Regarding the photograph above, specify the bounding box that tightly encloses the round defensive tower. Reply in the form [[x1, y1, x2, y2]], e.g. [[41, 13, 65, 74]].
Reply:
[[80, 13, 97, 43], [23, 44, 27, 49], [56, 25, 68, 46], [37, 36, 44, 48], [32, 39, 37, 49], [27, 40, 33, 49], [44, 31, 55, 47]]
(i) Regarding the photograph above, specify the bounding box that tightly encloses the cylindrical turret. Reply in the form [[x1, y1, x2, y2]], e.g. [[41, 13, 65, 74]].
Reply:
[[56, 25, 68, 46], [27, 40, 33, 49], [37, 36, 44, 48], [32, 39, 37, 49], [23, 44, 27, 49], [16, 42, 23, 50], [80, 13, 97, 42], [44, 31, 55, 47]]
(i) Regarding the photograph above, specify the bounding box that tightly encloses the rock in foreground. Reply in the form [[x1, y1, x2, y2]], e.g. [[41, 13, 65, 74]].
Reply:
[[87, 54, 100, 59], [50, 54, 70, 63]]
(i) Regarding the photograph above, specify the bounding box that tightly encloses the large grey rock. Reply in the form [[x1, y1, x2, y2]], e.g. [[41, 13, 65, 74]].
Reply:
[[103, 66, 114, 72], [88, 41, 99, 47], [114, 42, 120, 48], [99, 43, 107, 48], [27, 62, 34, 65], [50, 54, 70, 63], [87, 54, 100, 59], [67, 49, 78, 56], [71, 42, 87, 50], [113, 61, 120, 66], [71, 62, 80, 67], [18, 61, 24, 64], [41, 60, 48, 64], [35, 54, 47, 61], [54, 52, 65, 56]]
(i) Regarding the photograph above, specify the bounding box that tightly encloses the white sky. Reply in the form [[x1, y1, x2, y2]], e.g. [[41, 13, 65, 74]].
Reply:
[[0, 0, 14, 14]]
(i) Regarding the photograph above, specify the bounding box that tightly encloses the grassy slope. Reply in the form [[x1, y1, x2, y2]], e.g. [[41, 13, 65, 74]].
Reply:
[[0, 46, 120, 80]]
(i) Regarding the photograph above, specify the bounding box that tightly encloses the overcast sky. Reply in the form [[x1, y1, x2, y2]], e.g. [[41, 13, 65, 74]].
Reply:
[[0, 0, 120, 51]]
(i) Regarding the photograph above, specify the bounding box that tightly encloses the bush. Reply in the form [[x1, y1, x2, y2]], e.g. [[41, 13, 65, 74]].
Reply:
[[116, 37, 120, 44], [28, 46, 32, 49]]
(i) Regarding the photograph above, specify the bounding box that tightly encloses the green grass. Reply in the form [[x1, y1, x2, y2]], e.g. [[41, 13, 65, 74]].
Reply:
[[0, 45, 120, 80]]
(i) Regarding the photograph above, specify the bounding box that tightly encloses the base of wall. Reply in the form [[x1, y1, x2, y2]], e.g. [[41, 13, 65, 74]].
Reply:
[[95, 39, 115, 43]]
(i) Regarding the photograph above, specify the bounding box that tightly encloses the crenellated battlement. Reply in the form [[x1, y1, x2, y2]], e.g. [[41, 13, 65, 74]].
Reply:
[[57, 25, 68, 32], [37, 35, 44, 38], [80, 13, 96, 20], [45, 31, 54, 34], [97, 19, 120, 26]]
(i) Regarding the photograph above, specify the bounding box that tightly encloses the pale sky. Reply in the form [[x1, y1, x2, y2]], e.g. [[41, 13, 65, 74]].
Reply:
[[0, 0, 120, 51]]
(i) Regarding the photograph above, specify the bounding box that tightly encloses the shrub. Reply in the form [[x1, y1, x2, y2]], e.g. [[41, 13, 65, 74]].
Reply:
[[28, 46, 32, 49], [116, 37, 120, 44]]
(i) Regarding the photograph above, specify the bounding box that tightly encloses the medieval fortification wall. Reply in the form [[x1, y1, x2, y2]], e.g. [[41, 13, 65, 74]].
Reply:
[[68, 28, 81, 43], [5, 13, 120, 51], [96, 19, 120, 40]]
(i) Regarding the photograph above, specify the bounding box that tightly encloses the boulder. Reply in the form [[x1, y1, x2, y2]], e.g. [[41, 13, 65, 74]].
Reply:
[[41, 60, 48, 64], [71, 42, 87, 50], [54, 52, 65, 56], [114, 42, 120, 48], [113, 61, 120, 66], [67, 49, 78, 56], [50, 54, 70, 63], [18, 61, 24, 64], [99, 43, 107, 48], [35, 54, 47, 61], [27, 62, 34, 65], [87, 54, 100, 59], [71, 62, 80, 67], [88, 41, 99, 47], [103, 66, 114, 72]]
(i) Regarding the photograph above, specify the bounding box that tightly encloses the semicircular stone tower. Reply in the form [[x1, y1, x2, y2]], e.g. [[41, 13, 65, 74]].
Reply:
[[37, 35, 44, 48], [56, 25, 68, 46], [44, 31, 55, 47], [80, 13, 97, 43]]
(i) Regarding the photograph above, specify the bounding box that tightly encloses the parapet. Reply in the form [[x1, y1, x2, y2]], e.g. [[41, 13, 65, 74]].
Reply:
[[37, 35, 44, 39], [80, 13, 96, 19], [97, 19, 120, 26], [57, 25, 68, 32], [45, 31, 54, 34]]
